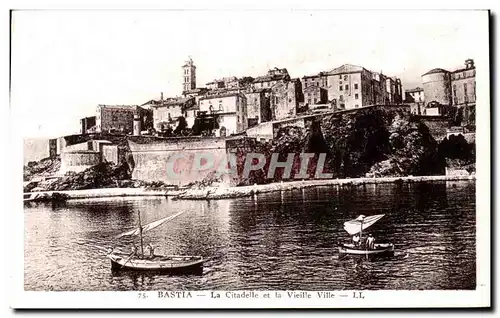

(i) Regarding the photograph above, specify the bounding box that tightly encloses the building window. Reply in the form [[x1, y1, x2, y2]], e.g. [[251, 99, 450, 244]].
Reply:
[[355, 93, 359, 99], [340, 81, 342, 85], [354, 83, 359, 89], [339, 86, 343, 91], [345, 84, 349, 90], [344, 75, 348, 80], [355, 104, 359, 108], [314, 98, 317, 104], [305, 83, 308, 88], [338, 75, 342, 79], [308, 99, 311, 104], [453, 84, 457, 97]]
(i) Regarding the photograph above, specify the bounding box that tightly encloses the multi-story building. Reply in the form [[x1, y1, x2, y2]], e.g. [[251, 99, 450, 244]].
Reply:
[[422, 68, 452, 106], [385, 77, 404, 104], [270, 78, 302, 120], [405, 87, 425, 103], [244, 88, 271, 127], [420, 59, 476, 120], [182, 57, 197, 93], [252, 67, 291, 89], [451, 59, 476, 107], [80, 116, 96, 134], [325, 64, 371, 109], [301, 72, 328, 90], [324, 64, 403, 110], [303, 85, 328, 105], [198, 92, 248, 136], [144, 96, 196, 131], [95, 105, 145, 134]]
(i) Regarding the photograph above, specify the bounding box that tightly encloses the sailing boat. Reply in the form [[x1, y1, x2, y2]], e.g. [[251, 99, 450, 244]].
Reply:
[[107, 210, 204, 274], [338, 214, 394, 257]]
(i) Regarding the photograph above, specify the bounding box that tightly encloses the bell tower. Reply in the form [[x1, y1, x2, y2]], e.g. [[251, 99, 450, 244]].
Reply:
[[182, 56, 196, 93]]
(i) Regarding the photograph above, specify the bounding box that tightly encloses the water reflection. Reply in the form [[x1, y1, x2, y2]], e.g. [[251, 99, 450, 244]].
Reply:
[[24, 181, 476, 291]]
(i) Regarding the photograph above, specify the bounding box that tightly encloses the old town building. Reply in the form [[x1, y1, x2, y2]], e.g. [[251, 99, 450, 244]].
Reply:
[[270, 78, 302, 120], [182, 57, 197, 93], [252, 67, 291, 89], [95, 105, 146, 134], [405, 87, 425, 103], [422, 68, 452, 106], [303, 85, 328, 105], [244, 88, 271, 127], [451, 59, 476, 107], [301, 72, 328, 90], [325, 64, 372, 109], [324, 64, 402, 110], [419, 59, 476, 120], [80, 116, 96, 134], [385, 77, 403, 104], [198, 92, 248, 136], [143, 96, 196, 131]]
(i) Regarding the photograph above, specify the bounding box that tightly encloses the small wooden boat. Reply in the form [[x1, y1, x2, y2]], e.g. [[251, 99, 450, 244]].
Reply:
[[338, 214, 394, 258], [107, 210, 205, 274], [108, 252, 204, 274], [338, 243, 395, 257]]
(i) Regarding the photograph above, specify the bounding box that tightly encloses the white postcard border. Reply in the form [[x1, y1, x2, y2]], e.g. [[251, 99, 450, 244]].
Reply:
[[7, 7, 492, 309]]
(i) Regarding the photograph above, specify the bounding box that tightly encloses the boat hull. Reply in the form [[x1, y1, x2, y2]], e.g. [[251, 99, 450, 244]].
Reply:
[[108, 253, 204, 274], [338, 243, 395, 257]]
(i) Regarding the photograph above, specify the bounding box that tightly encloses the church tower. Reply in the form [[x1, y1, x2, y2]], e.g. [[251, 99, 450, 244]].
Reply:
[[182, 57, 196, 93]]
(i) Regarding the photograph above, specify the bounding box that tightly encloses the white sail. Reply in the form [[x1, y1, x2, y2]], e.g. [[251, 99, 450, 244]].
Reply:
[[116, 210, 185, 238], [343, 214, 385, 235]]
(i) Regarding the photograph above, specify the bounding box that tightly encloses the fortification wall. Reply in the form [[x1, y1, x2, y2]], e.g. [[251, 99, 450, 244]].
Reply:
[[128, 137, 232, 186], [102, 144, 120, 165], [59, 150, 101, 175]]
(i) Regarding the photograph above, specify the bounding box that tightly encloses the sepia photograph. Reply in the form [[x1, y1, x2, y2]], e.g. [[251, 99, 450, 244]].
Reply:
[[10, 8, 490, 309]]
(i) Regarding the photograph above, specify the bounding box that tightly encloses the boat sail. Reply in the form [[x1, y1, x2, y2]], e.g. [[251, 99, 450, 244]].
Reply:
[[116, 210, 185, 238], [343, 214, 385, 235], [107, 210, 204, 273], [338, 214, 394, 257]]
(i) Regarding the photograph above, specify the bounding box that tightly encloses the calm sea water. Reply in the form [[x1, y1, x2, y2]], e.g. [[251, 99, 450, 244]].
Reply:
[[24, 180, 476, 291]]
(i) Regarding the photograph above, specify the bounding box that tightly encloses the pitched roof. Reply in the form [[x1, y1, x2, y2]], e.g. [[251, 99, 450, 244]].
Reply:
[[199, 92, 246, 101], [143, 96, 194, 107], [253, 73, 289, 83], [406, 87, 424, 93], [97, 104, 139, 111], [327, 64, 365, 75], [422, 68, 449, 76]]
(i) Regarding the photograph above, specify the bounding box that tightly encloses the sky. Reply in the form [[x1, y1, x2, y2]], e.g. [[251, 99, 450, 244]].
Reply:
[[11, 10, 489, 138]]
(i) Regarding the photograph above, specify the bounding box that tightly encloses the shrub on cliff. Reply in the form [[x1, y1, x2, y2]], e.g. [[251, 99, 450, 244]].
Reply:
[[438, 134, 476, 173], [43, 161, 131, 191], [321, 109, 393, 177], [23, 156, 61, 181], [366, 115, 441, 177]]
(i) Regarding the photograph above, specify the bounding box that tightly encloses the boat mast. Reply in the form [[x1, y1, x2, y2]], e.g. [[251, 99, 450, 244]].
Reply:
[[359, 219, 363, 245], [138, 211, 144, 257]]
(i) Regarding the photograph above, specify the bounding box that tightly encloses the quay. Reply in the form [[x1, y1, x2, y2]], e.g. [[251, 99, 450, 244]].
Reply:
[[24, 174, 475, 202]]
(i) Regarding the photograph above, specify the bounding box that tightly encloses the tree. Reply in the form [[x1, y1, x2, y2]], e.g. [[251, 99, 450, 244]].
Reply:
[[174, 116, 188, 135]]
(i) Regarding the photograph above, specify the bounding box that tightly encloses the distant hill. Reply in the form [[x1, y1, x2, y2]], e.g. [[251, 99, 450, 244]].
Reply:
[[23, 138, 50, 165]]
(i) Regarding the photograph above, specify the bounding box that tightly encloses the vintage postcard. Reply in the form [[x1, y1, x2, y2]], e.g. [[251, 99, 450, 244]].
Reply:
[[10, 9, 490, 309]]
